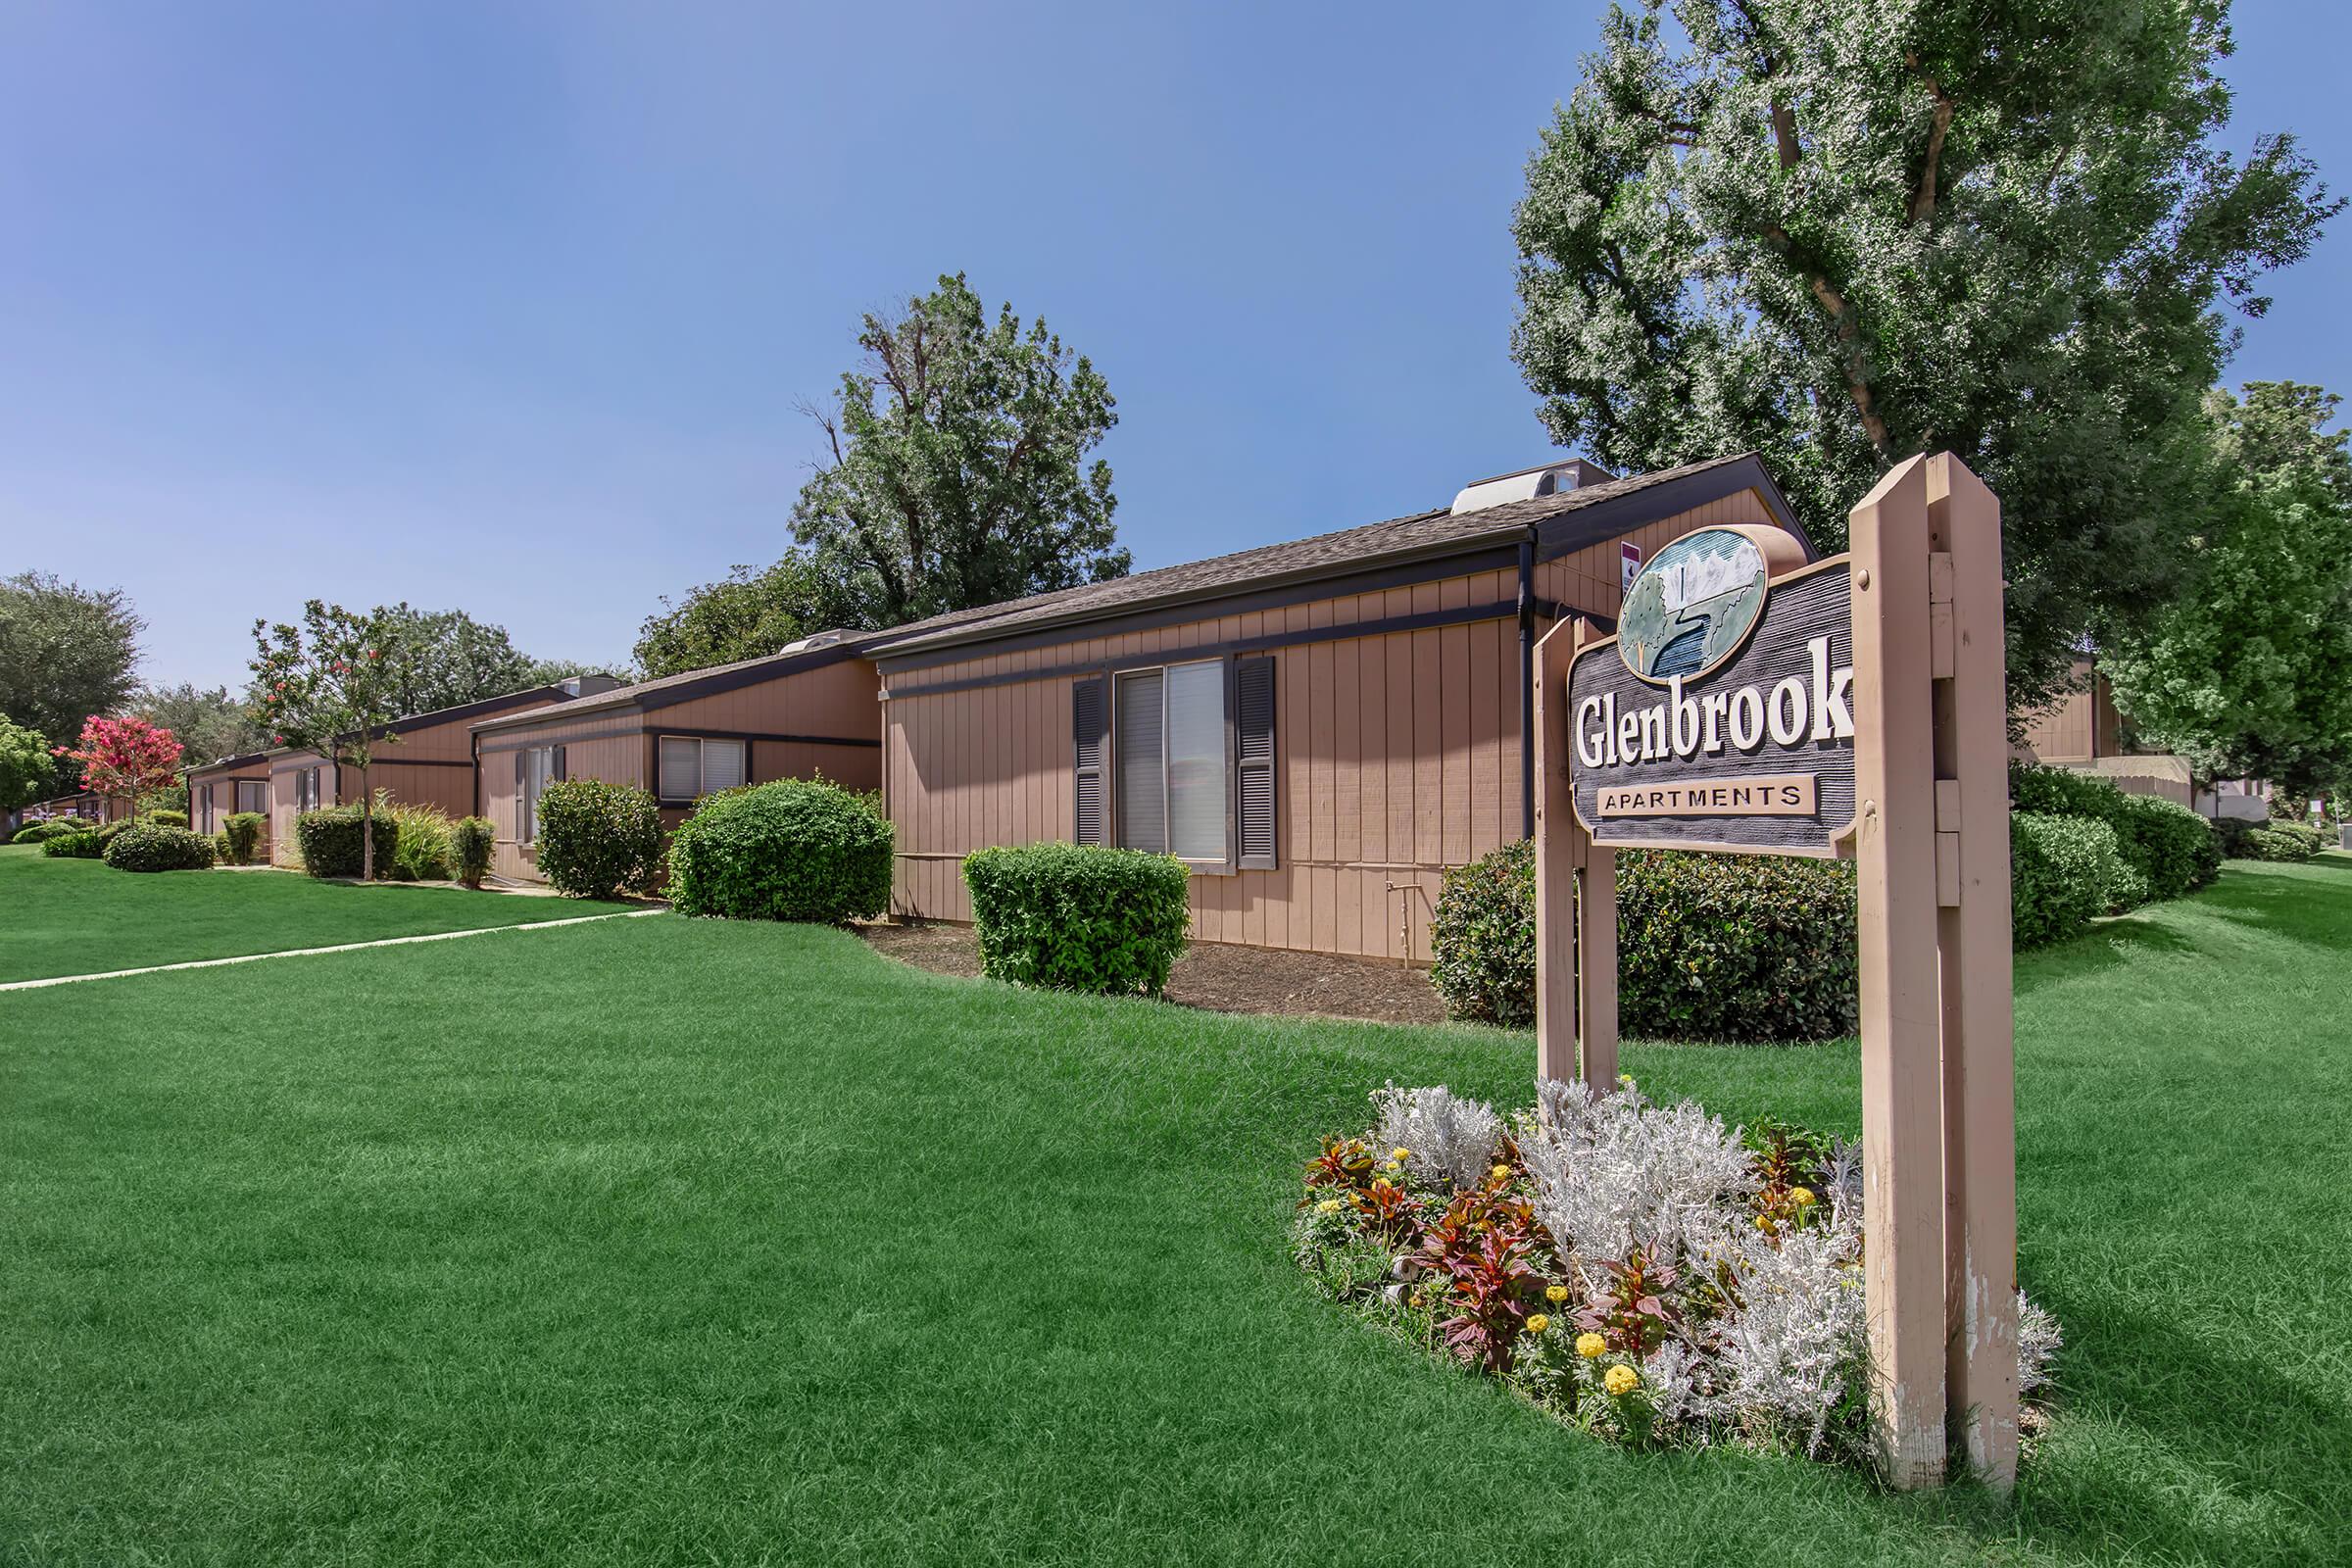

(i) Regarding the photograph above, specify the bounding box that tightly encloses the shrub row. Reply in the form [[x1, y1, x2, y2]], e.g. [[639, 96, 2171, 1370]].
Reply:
[[1429, 844, 1858, 1042], [2222, 817, 2328, 862], [40, 820, 127, 858], [964, 843, 1192, 997], [2008, 762, 2219, 904], [12, 817, 92, 845]]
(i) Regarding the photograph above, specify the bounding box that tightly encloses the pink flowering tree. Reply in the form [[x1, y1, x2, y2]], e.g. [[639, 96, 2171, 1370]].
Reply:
[[249, 601, 417, 881], [53, 714, 183, 821]]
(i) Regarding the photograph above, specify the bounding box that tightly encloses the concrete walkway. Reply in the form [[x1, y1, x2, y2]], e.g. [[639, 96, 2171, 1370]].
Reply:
[[0, 908, 669, 992]]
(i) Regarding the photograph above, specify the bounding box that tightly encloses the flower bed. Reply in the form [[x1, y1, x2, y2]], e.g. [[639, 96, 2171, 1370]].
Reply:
[[1293, 1081, 2060, 1470]]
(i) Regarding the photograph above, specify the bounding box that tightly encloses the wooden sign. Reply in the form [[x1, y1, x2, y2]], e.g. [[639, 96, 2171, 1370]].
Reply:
[[1568, 530, 1853, 856], [1533, 458, 2019, 1494]]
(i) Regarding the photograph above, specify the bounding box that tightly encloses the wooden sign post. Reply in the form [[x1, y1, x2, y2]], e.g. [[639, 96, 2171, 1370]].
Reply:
[[1535, 452, 2018, 1491]]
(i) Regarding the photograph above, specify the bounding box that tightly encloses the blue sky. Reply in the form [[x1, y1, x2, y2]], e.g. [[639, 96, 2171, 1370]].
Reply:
[[5, 0, 2347, 692]]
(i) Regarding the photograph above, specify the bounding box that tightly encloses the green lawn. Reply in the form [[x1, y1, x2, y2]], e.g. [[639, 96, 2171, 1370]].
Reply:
[[3, 858, 2347, 1565], [0, 845, 626, 983]]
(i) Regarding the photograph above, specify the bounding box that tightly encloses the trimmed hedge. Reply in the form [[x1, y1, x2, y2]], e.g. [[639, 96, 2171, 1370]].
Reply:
[[145, 808, 188, 828], [1428, 841, 1859, 1041], [2008, 762, 2217, 907], [103, 823, 216, 872], [15, 817, 98, 845], [2011, 812, 2130, 948], [223, 811, 267, 864], [40, 820, 126, 858], [535, 779, 664, 900], [292, 807, 397, 879], [963, 843, 1192, 997], [11, 821, 54, 845], [2243, 821, 2326, 862], [451, 816, 496, 888], [667, 778, 894, 922]]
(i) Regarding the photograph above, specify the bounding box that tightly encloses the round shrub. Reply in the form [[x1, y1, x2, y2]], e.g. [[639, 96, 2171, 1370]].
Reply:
[[2108, 793, 2222, 898], [451, 816, 496, 888], [667, 778, 894, 922], [102, 822, 216, 872], [1429, 840, 1537, 1026], [2011, 811, 2128, 948], [535, 779, 664, 900], [963, 843, 1192, 996], [293, 807, 397, 878], [222, 811, 267, 864], [1427, 842, 1858, 1042]]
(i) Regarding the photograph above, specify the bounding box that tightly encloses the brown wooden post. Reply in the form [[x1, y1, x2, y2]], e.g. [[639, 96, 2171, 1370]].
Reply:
[[1575, 818, 1617, 1088], [1927, 453, 2020, 1489], [1848, 456, 1948, 1488], [1533, 615, 1582, 1082]]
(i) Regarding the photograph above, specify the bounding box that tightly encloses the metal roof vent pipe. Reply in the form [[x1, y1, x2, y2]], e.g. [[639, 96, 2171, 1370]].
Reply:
[[1449, 458, 1615, 515]]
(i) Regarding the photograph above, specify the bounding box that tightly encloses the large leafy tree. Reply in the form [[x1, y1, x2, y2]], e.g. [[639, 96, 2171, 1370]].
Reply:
[[2101, 382, 2352, 794], [0, 716, 51, 810], [134, 682, 273, 766], [0, 571, 143, 796], [791, 272, 1128, 628], [633, 553, 840, 678], [250, 602, 422, 882], [1510, 0, 2339, 707]]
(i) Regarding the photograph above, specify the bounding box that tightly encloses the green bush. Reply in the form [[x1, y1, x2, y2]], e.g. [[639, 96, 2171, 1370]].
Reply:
[[2007, 762, 2222, 907], [451, 816, 496, 888], [212, 829, 233, 862], [11, 821, 54, 845], [145, 808, 188, 828], [15, 817, 99, 845], [1429, 842, 1859, 1042], [667, 778, 894, 922], [535, 779, 664, 900], [292, 807, 397, 878], [103, 823, 216, 872], [223, 811, 267, 864], [377, 795, 453, 881], [1429, 840, 1539, 1026], [2243, 822, 2325, 862], [2011, 812, 2131, 948], [962, 843, 1192, 996], [40, 820, 126, 858]]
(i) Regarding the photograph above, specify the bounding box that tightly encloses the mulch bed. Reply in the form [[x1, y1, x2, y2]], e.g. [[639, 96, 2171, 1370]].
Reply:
[[854, 920, 1451, 1026]]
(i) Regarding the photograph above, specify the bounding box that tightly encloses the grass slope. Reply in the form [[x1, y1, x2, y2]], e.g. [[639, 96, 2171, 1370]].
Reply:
[[0, 846, 623, 983], [2, 858, 2347, 1565]]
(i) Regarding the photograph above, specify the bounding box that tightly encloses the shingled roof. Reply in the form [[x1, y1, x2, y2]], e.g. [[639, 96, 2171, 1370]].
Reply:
[[470, 636, 869, 733], [862, 452, 1799, 659]]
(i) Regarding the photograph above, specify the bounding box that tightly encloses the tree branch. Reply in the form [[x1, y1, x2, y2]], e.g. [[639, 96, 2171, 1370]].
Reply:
[[1905, 51, 1954, 222], [1762, 223, 1893, 457]]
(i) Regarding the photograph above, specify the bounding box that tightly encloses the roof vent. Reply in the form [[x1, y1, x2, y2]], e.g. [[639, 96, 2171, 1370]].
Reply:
[[557, 673, 626, 700], [1449, 458, 1615, 515], [778, 628, 856, 655]]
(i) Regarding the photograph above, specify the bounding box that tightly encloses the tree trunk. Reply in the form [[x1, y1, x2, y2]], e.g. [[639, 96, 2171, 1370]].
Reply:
[[360, 765, 374, 882]]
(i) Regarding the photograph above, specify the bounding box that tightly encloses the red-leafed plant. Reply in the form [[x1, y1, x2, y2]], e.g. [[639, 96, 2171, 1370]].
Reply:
[[1350, 1177, 1423, 1245], [1439, 1230, 1545, 1373], [52, 714, 182, 821], [1302, 1136, 1376, 1195], [1574, 1243, 1682, 1355]]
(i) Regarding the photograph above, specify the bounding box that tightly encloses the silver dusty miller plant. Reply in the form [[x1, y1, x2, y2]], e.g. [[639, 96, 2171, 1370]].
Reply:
[[1368, 1082, 1501, 1191]]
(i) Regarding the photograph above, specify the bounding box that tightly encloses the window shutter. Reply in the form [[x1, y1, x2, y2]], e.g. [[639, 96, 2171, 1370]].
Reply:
[[1072, 675, 1107, 847], [554, 745, 568, 781], [1236, 655, 1277, 869], [1115, 670, 1166, 855]]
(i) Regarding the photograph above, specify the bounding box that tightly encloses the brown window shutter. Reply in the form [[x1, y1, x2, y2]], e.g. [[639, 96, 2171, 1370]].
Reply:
[[1072, 675, 1108, 847], [1236, 655, 1277, 869], [554, 745, 567, 781]]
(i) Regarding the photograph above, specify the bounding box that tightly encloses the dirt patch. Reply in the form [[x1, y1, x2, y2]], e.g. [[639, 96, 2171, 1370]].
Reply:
[[855, 920, 1449, 1026]]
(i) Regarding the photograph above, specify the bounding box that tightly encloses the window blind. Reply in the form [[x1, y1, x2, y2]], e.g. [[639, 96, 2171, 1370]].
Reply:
[[1164, 661, 1227, 861], [659, 737, 700, 800], [1115, 669, 1166, 855], [703, 739, 745, 794]]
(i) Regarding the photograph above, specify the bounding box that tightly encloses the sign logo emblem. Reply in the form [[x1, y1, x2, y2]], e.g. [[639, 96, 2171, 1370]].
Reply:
[[1618, 527, 1770, 683]]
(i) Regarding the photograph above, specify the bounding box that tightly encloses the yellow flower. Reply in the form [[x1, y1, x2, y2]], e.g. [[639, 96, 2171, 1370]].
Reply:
[[1546, 1285, 1570, 1304], [1755, 1214, 1776, 1234], [1575, 1332, 1606, 1360], [1617, 1074, 1635, 1089], [1490, 1163, 1511, 1181], [1791, 1187, 1817, 1207], [1315, 1198, 1343, 1214], [1603, 1363, 1640, 1397], [1384, 1159, 1404, 1174], [1525, 1313, 1549, 1335], [1390, 1147, 1412, 1162]]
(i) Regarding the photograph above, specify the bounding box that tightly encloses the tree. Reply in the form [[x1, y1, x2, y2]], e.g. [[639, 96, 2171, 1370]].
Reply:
[[250, 602, 421, 882], [790, 272, 1128, 628], [1509, 0, 2340, 708], [0, 571, 143, 797], [53, 714, 183, 819], [0, 716, 50, 811], [632, 553, 840, 678], [2101, 382, 2352, 794], [134, 682, 273, 766]]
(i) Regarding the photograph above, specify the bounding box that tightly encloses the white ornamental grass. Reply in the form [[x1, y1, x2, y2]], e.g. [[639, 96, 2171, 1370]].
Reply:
[[1369, 1083, 1501, 1191], [1518, 1077, 1755, 1289]]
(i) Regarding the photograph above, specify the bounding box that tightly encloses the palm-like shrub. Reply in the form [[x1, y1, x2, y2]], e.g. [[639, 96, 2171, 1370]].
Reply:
[[668, 778, 892, 921], [535, 779, 665, 900]]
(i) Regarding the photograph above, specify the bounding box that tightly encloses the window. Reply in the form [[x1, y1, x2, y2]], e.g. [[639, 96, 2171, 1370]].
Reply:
[[235, 780, 268, 815], [294, 766, 323, 812], [1108, 660, 1245, 864], [658, 736, 746, 802], [198, 784, 217, 834], [517, 746, 565, 843]]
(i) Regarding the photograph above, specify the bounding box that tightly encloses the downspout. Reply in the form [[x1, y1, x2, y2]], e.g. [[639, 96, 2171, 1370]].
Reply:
[[1518, 529, 1537, 841]]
